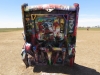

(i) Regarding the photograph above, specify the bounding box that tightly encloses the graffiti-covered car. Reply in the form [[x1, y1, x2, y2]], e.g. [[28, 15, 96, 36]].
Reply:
[[21, 3, 79, 68]]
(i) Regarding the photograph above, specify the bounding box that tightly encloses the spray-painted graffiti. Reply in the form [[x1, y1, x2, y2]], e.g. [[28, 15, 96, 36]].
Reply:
[[34, 15, 65, 41], [22, 3, 79, 66], [68, 13, 75, 33], [25, 4, 76, 11]]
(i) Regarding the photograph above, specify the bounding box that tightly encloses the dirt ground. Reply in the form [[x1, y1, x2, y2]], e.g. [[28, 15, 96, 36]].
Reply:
[[0, 29, 100, 75]]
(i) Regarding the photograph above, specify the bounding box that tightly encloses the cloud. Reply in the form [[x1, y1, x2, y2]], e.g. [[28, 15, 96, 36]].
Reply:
[[0, 15, 23, 28], [78, 18, 100, 27], [0, 17, 23, 28], [78, 14, 100, 27], [79, 14, 100, 17], [0, 14, 100, 28], [0, 21, 23, 28], [79, 18, 100, 22]]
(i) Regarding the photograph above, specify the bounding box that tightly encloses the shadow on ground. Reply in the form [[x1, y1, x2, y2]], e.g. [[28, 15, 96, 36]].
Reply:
[[33, 63, 100, 75]]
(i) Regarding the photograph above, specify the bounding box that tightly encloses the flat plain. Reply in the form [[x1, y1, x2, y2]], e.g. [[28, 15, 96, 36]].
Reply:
[[0, 28, 100, 75]]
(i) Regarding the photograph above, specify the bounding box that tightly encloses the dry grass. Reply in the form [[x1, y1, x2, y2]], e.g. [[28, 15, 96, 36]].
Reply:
[[0, 29, 100, 75]]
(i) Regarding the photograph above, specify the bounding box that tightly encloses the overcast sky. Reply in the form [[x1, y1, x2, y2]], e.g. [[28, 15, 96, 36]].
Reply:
[[0, 0, 100, 28]]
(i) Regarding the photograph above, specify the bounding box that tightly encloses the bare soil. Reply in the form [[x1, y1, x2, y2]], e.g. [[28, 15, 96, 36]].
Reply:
[[0, 30, 100, 75]]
